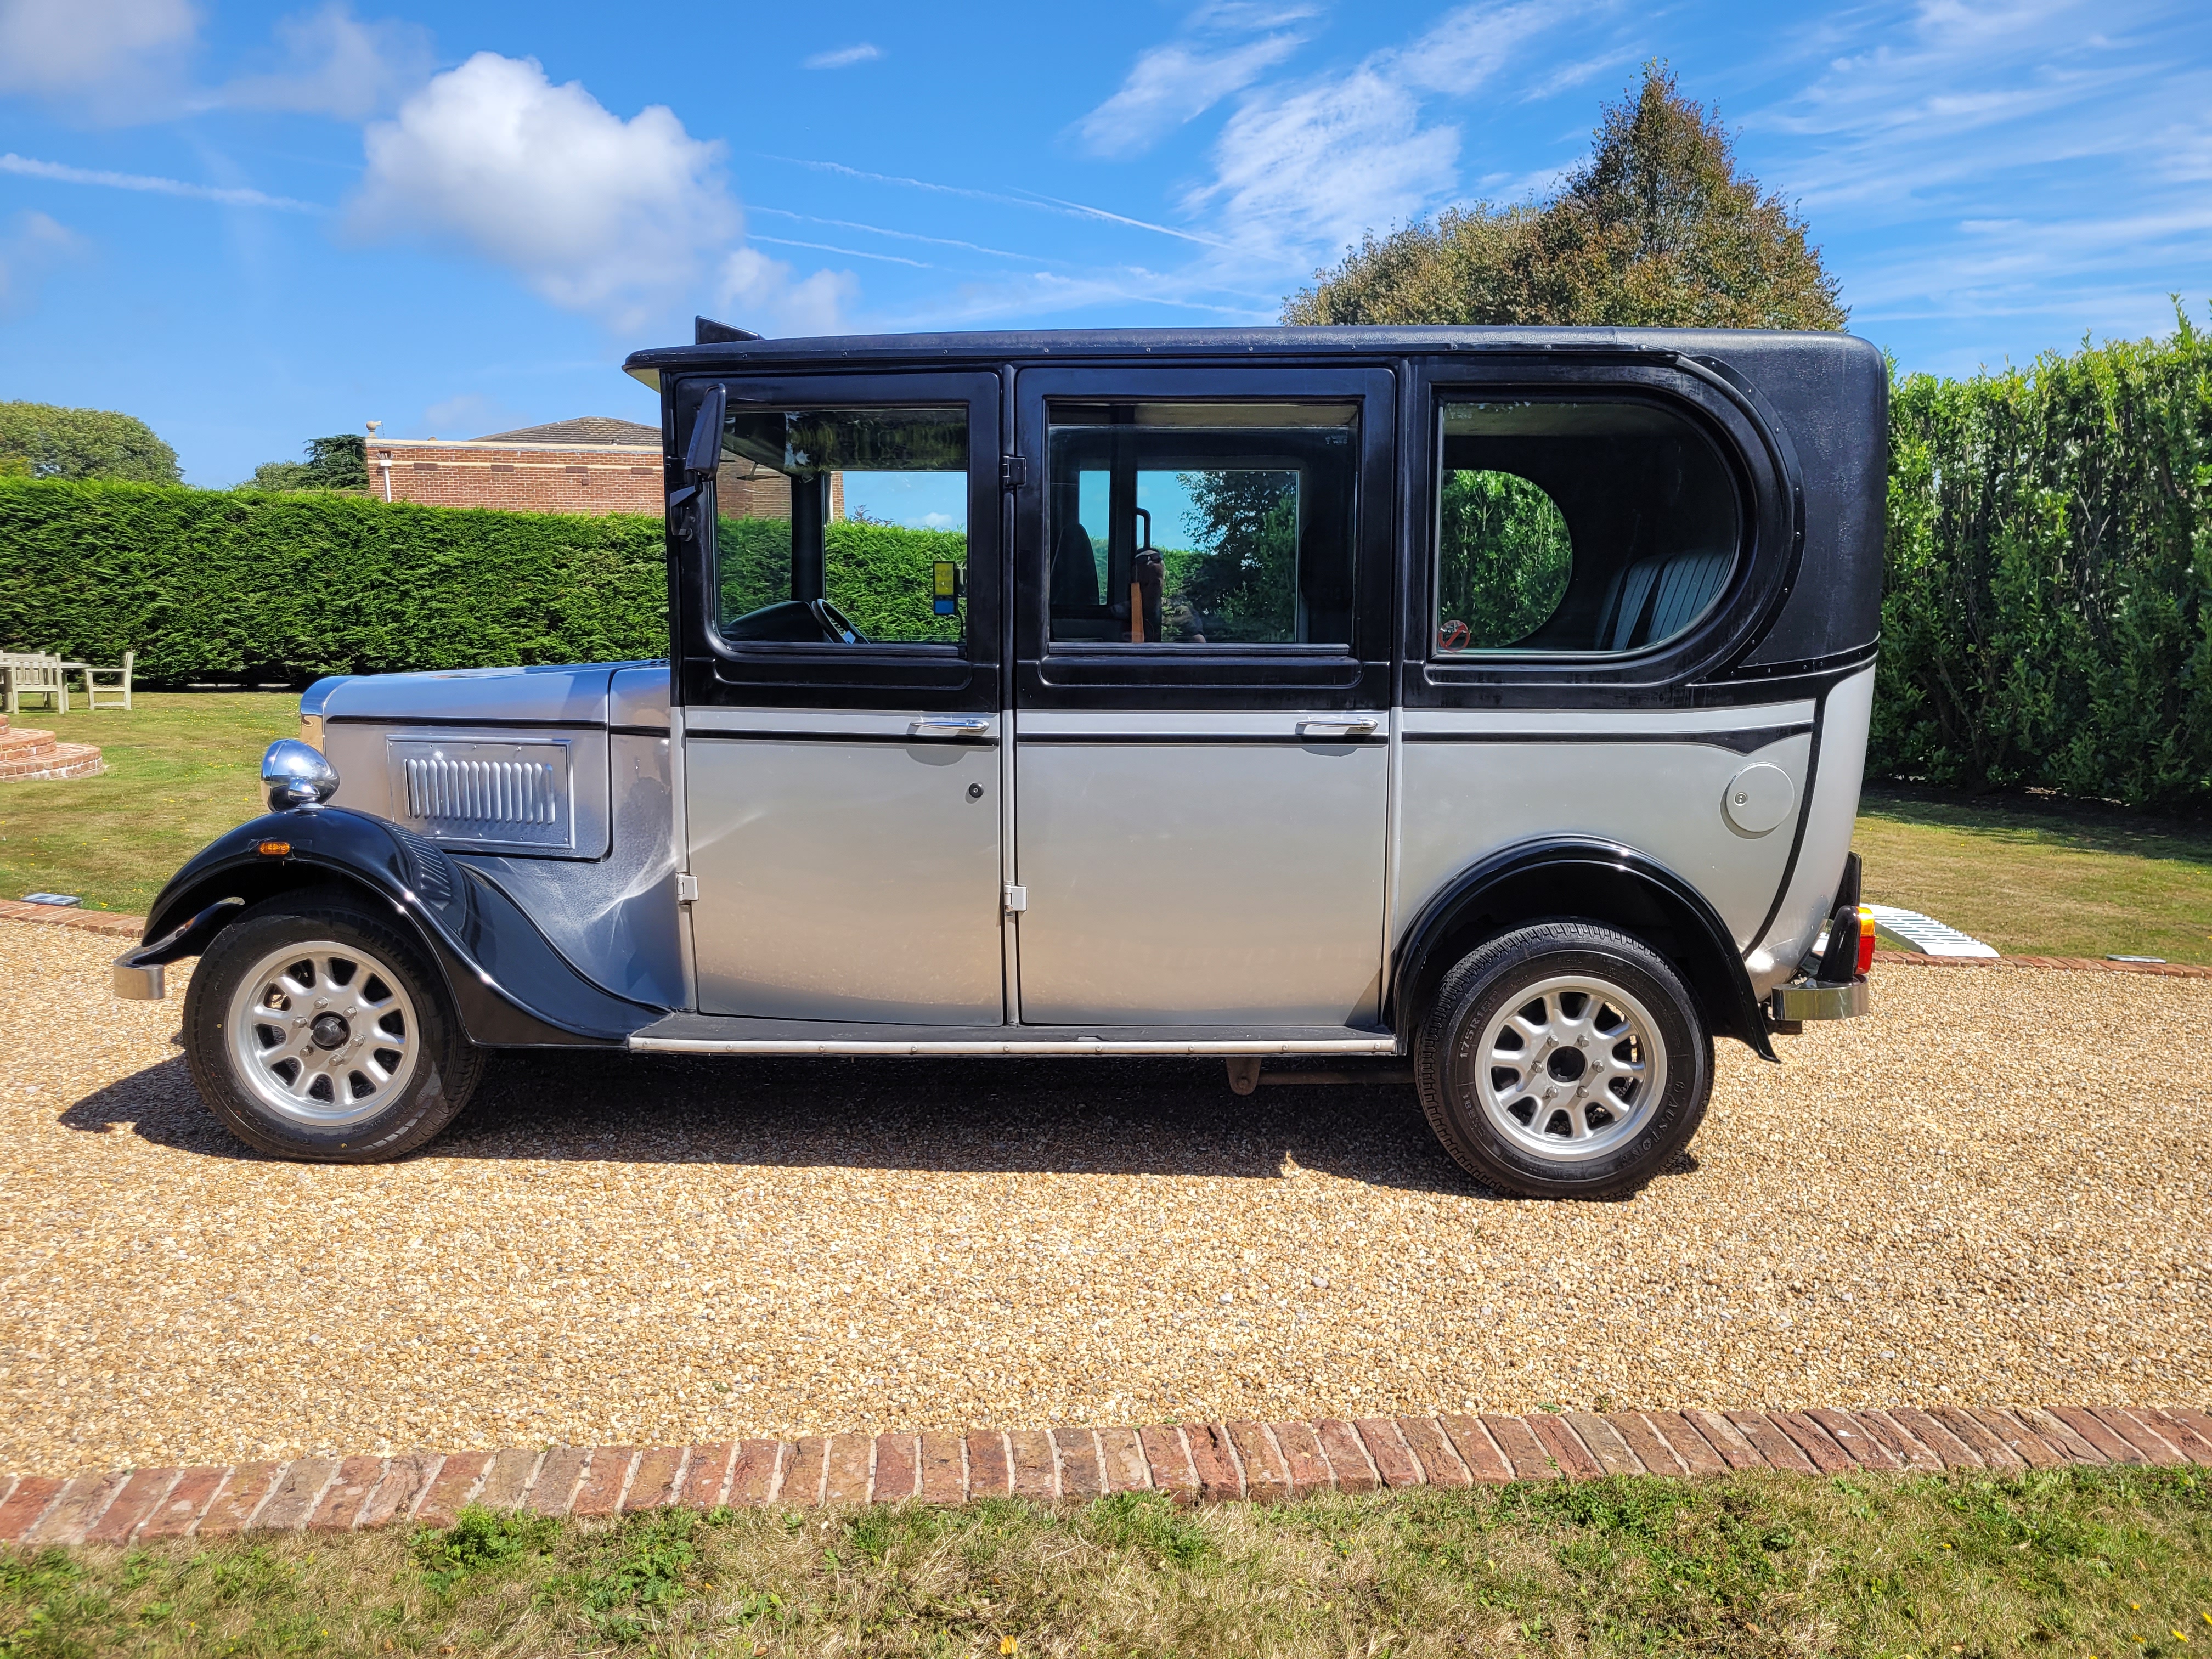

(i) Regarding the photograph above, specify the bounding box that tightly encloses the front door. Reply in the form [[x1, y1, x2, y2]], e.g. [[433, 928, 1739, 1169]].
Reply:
[[1010, 366, 1397, 1026], [676, 372, 1006, 1023]]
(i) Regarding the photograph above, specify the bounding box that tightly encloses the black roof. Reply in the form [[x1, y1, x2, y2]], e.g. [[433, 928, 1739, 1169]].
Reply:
[[622, 325, 1877, 379]]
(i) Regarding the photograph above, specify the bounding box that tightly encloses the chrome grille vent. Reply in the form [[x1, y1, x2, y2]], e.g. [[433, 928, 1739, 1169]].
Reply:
[[402, 756, 559, 825], [384, 735, 574, 853]]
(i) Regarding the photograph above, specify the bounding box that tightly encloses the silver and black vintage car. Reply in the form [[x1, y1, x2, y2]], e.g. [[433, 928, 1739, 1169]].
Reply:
[[116, 321, 1882, 1197]]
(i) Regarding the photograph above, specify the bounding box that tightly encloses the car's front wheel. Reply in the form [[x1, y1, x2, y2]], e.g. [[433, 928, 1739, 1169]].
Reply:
[[1414, 921, 1711, 1198], [183, 888, 483, 1162]]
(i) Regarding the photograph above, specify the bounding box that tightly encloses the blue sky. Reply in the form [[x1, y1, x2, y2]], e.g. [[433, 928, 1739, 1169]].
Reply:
[[2, 0, 2207, 487]]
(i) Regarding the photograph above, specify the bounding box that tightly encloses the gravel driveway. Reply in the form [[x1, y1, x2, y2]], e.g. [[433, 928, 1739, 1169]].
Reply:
[[3, 917, 2207, 1477]]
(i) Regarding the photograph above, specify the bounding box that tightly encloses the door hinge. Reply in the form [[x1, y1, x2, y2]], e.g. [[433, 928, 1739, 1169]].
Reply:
[[675, 873, 699, 902], [999, 454, 1026, 490], [1003, 884, 1028, 913]]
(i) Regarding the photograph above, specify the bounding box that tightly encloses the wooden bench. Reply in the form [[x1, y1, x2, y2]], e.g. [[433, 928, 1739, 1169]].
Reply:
[[1, 652, 67, 716], [63, 650, 134, 711]]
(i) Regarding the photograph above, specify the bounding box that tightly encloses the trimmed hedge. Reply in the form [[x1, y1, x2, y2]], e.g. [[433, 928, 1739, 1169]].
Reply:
[[0, 481, 968, 683], [1874, 315, 2212, 809], [0, 479, 668, 684], [720, 516, 966, 644]]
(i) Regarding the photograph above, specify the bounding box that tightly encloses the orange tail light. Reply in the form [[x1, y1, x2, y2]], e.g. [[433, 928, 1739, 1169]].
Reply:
[[1856, 904, 1876, 975]]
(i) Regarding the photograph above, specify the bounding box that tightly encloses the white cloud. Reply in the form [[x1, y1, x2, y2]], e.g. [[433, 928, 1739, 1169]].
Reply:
[[1392, 1, 1557, 94], [218, 2, 433, 120], [347, 53, 740, 329], [716, 246, 857, 336], [1193, 65, 1460, 262], [804, 43, 882, 69], [0, 151, 323, 210], [1077, 33, 1307, 157], [1177, 0, 1568, 263], [0, 210, 87, 318], [0, 0, 198, 116]]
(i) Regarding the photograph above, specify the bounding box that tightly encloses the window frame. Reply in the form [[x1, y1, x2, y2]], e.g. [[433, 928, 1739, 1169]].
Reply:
[[672, 370, 1002, 714], [1014, 365, 1395, 713], [1403, 358, 1797, 709]]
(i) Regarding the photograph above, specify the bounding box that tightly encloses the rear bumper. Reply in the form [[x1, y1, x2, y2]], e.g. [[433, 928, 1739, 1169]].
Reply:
[[1767, 976, 1870, 1023]]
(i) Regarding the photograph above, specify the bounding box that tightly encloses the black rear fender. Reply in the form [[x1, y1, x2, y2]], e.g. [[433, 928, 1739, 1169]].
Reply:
[[1391, 837, 1776, 1060]]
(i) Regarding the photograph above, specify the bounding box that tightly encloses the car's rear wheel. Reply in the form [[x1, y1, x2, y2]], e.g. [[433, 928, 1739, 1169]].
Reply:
[[184, 888, 483, 1162], [1414, 920, 1711, 1198]]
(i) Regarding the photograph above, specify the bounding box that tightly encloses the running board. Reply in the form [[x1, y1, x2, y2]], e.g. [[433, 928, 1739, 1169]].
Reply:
[[627, 1014, 1400, 1058]]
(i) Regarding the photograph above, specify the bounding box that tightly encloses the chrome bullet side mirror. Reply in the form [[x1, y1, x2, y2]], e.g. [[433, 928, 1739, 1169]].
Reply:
[[262, 738, 341, 811]]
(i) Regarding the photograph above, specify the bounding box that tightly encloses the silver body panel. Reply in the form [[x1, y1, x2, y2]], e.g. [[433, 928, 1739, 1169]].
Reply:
[[1013, 710, 1389, 1026], [457, 732, 686, 1009], [1396, 707, 1817, 960], [608, 664, 672, 731], [1742, 665, 1875, 992], [311, 662, 635, 725], [281, 655, 1870, 1034], [684, 708, 1005, 1024]]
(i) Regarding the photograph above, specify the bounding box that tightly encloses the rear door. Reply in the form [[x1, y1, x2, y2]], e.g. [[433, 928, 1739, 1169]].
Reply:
[[675, 371, 1006, 1024], [1009, 366, 1396, 1026]]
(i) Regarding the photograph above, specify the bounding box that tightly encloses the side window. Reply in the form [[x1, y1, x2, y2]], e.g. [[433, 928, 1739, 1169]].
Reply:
[[1047, 402, 1358, 647], [1434, 401, 1740, 656], [715, 405, 967, 647]]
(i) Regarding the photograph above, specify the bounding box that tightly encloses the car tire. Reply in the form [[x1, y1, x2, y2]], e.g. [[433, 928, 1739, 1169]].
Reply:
[[183, 886, 484, 1163], [1414, 920, 1711, 1199]]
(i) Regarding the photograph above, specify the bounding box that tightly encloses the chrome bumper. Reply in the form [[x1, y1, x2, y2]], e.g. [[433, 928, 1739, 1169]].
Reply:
[[1767, 976, 1870, 1024], [112, 954, 166, 1000]]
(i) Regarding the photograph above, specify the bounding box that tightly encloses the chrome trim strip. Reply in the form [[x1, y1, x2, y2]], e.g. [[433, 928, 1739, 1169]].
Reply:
[[1403, 723, 1810, 754], [1398, 702, 1814, 736], [1017, 708, 1392, 739], [686, 707, 1002, 738], [628, 1035, 1398, 1056]]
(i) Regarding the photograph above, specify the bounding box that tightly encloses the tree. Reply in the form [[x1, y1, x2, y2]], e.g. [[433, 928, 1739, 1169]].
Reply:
[[242, 433, 369, 493], [1284, 64, 1846, 331], [0, 401, 182, 484]]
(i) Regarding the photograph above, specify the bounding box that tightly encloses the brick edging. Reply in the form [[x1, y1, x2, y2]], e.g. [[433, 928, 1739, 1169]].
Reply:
[[5, 1405, 2208, 1547], [1869, 947, 2212, 979], [0, 899, 143, 940]]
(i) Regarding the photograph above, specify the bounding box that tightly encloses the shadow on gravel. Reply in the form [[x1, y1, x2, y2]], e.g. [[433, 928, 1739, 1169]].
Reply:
[[55, 1048, 1576, 1197]]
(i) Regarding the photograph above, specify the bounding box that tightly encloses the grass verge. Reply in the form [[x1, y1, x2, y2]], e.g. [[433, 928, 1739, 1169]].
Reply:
[[1854, 786, 2212, 966], [0, 693, 294, 916], [3, 1468, 2210, 1656]]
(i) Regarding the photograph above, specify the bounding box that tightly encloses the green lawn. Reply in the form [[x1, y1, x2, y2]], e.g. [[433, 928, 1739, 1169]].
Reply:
[[4, 695, 2209, 967], [4, 1471, 2210, 1656], [0, 693, 295, 916], [1855, 785, 2212, 966]]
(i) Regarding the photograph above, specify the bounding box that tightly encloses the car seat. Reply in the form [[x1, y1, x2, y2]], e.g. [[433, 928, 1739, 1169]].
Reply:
[[1594, 548, 1731, 650]]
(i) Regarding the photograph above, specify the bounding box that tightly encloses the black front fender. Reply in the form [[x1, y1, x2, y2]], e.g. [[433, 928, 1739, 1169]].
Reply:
[[129, 808, 662, 1046], [1391, 836, 1777, 1061]]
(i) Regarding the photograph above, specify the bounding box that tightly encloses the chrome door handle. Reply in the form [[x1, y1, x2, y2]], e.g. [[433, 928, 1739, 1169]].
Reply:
[[1297, 716, 1379, 739], [910, 716, 993, 739]]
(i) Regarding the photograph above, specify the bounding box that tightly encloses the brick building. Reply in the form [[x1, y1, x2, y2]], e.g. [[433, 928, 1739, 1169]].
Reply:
[[368, 416, 842, 520]]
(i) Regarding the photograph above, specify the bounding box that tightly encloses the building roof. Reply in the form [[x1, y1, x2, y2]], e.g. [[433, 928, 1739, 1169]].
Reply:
[[473, 416, 661, 447]]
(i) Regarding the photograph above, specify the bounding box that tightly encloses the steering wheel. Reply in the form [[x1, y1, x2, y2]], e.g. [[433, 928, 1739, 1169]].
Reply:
[[809, 598, 870, 644], [1438, 619, 1470, 651]]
